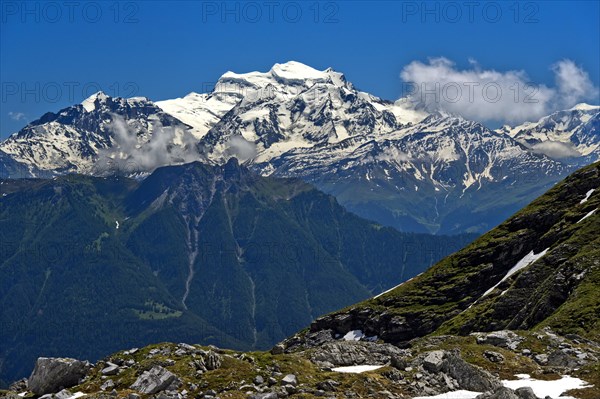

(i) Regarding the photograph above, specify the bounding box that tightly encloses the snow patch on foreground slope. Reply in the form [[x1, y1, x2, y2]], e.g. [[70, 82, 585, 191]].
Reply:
[[481, 248, 550, 298]]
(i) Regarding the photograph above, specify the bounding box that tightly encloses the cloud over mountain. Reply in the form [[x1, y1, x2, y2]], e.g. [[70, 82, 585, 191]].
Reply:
[[400, 58, 599, 124]]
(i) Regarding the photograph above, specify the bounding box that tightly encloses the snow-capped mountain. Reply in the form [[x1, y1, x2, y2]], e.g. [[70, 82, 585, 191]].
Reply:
[[497, 103, 600, 161], [252, 112, 569, 233], [168, 62, 426, 163], [0, 92, 191, 176], [0, 61, 596, 234]]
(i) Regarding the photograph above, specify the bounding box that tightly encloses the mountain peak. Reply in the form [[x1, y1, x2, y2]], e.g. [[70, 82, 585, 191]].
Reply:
[[569, 102, 600, 111], [216, 61, 346, 91], [81, 91, 110, 112]]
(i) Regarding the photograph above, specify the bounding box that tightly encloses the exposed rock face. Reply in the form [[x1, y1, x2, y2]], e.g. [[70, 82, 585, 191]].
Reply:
[[129, 366, 177, 394], [204, 350, 222, 371], [439, 351, 501, 393], [422, 350, 445, 372], [475, 331, 524, 350], [308, 341, 409, 368], [28, 357, 91, 395]]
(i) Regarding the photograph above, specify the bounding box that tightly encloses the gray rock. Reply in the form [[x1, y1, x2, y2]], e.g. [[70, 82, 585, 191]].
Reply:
[[546, 350, 579, 368], [440, 352, 502, 392], [309, 341, 408, 368], [55, 389, 75, 399], [270, 344, 285, 355], [129, 365, 177, 394], [254, 375, 265, 385], [123, 348, 139, 355], [484, 351, 505, 363], [476, 387, 520, 399], [28, 357, 91, 395], [205, 350, 222, 370], [316, 380, 339, 391], [250, 393, 278, 399], [423, 350, 445, 372], [100, 379, 115, 391], [515, 387, 539, 399], [474, 331, 523, 350], [533, 354, 548, 365], [101, 362, 120, 376], [284, 384, 297, 394], [281, 374, 297, 386]]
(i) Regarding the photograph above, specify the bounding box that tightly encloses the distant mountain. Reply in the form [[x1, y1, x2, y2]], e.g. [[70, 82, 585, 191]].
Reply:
[[3, 163, 599, 399], [1, 62, 597, 235], [253, 112, 570, 234], [497, 103, 600, 162], [0, 160, 473, 384], [0, 92, 191, 176]]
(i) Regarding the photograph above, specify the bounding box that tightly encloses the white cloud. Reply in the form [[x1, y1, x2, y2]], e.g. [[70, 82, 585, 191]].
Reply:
[[531, 141, 581, 159], [553, 59, 600, 108], [224, 136, 257, 162], [8, 112, 26, 121], [94, 114, 201, 174], [399, 58, 599, 124]]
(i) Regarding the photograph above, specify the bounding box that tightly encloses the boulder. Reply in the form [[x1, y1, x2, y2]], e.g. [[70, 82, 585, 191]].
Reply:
[[270, 344, 285, 355], [515, 387, 539, 399], [101, 362, 119, 376], [484, 351, 505, 363], [281, 374, 297, 386], [474, 331, 523, 350], [205, 350, 222, 370], [129, 365, 177, 394], [476, 387, 520, 399], [28, 357, 91, 395], [423, 350, 445, 372], [440, 352, 502, 392]]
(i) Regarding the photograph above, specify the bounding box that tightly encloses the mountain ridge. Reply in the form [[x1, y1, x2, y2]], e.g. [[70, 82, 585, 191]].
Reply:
[[1, 61, 598, 235], [0, 159, 474, 385]]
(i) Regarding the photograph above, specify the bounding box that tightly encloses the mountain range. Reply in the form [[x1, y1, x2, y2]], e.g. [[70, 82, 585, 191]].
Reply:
[[0, 159, 474, 386], [2, 160, 598, 399], [1, 61, 598, 234]]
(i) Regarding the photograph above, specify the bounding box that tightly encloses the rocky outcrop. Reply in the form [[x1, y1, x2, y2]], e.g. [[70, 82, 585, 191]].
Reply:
[[308, 341, 409, 368], [129, 366, 178, 394], [27, 357, 91, 395], [474, 331, 524, 350], [438, 351, 501, 392]]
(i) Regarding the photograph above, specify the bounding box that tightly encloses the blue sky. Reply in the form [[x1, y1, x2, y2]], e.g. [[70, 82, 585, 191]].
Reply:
[[1, 0, 599, 138]]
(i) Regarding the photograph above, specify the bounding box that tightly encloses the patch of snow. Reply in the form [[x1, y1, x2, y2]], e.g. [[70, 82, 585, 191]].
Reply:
[[580, 189, 595, 204], [569, 103, 600, 111], [502, 374, 591, 399], [482, 248, 550, 298], [412, 390, 481, 399], [577, 209, 596, 223], [373, 274, 422, 299], [115, 220, 119, 229], [81, 91, 108, 112], [343, 330, 365, 341], [331, 365, 384, 373]]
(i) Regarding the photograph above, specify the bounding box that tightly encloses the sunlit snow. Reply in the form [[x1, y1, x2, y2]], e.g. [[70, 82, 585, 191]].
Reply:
[[331, 365, 384, 373]]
